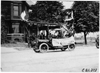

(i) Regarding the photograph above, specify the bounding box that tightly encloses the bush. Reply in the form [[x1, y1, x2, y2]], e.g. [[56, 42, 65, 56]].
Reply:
[[1, 16, 8, 44]]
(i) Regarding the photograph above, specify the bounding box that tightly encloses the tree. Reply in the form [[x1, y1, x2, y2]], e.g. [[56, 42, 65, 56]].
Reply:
[[28, 1, 76, 47], [29, 1, 75, 35], [72, 1, 99, 44], [1, 1, 10, 44], [1, 16, 8, 44], [29, 1, 64, 23]]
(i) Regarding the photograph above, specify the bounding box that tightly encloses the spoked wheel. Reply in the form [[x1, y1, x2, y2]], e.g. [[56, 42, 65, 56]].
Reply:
[[61, 46, 68, 51], [34, 49, 40, 53], [39, 43, 49, 53], [96, 43, 99, 49], [68, 44, 75, 51], [33, 46, 40, 53], [61, 48, 66, 51]]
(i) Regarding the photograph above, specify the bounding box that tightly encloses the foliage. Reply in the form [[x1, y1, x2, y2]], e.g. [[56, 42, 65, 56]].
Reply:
[[1, 16, 8, 44], [1, 1, 11, 44], [29, 1, 65, 23], [72, 1, 99, 44], [72, 1, 99, 33]]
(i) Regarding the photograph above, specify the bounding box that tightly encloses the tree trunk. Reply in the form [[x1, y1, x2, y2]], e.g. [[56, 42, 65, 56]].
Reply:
[[84, 32, 87, 45]]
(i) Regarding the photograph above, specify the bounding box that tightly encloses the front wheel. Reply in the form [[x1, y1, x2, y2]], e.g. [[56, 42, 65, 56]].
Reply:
[[39, 43, 49, 53], [33, 49, 40, 53], [68, 44, 75, 51], [33, 45, 40, 53]]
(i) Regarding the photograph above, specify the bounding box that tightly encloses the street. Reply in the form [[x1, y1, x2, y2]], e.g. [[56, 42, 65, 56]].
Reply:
[[1, 44, 99, 72]]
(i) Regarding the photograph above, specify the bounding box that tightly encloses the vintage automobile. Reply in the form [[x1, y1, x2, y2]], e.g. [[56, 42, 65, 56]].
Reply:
[[95, 35, 99, 49], [30, 22, 75, 53]]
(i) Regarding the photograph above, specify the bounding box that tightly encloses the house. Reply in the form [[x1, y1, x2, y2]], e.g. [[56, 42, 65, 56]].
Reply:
[[1, 1, 31, 42]]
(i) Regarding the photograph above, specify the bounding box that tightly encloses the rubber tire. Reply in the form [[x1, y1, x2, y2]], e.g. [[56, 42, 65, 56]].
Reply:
[[39, 43, 49, 53], [96, 43, 99, 49], [68, 44, 75, 51], [61, 48, 66, 51], [34, 49, 40, 53]]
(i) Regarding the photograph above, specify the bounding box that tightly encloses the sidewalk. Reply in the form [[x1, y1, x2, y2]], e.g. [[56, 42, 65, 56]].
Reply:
[[1, 42, 31, 53], [1, 42, 28, 47], [1, 47, 18, 53]]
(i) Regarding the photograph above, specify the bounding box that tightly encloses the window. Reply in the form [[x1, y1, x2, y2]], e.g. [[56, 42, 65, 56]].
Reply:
[[13, 5, 19, 16], [12, 3, 21, 18]]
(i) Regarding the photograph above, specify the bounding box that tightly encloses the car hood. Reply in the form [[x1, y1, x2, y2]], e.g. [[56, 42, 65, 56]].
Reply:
[[52, 36, 75, 46]]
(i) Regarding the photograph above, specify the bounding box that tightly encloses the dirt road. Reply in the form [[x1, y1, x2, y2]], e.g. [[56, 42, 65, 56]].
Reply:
[[1, 45, 99, 72]]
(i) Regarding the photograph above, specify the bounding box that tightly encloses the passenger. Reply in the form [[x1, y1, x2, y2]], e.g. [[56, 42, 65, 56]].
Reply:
[[40, 30, 47, 39]]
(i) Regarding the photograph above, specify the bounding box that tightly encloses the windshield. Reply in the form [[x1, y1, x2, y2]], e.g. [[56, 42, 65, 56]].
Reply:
[[49, 29, 63, 38], [49, 28, 72, 39]]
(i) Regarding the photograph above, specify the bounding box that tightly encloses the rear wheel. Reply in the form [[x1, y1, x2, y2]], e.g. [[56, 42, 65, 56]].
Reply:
[[96, 43, 99, 49], [68, 44, 75, 51], [39, 43, 49, 52], [61, 48, 66, 51]]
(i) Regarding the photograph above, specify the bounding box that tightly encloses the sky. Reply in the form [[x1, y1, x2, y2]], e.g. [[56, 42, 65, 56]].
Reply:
[[26, 0, 74, 9], [62, 1, 74, 9]]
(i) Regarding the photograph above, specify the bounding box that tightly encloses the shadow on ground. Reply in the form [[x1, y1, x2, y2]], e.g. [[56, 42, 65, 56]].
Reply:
[[1, 41, 96, 51]]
